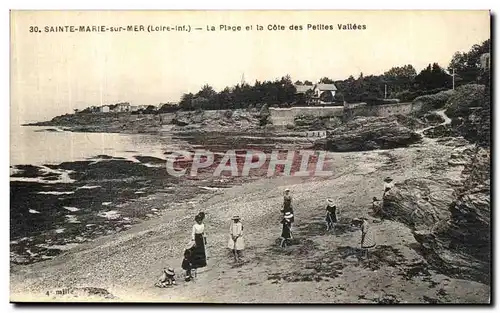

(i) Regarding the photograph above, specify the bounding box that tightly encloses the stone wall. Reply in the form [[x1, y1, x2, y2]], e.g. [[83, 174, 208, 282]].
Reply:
[[343, 102, 422, 120], [269, 102, 422, 126]]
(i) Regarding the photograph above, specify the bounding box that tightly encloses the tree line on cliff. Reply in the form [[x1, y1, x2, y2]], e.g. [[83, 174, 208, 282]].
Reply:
[[165, 39, 489, 112]]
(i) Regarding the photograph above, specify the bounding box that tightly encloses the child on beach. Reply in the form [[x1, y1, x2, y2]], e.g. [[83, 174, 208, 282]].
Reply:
[[182, 241, 195, 282], [325, 199, 338, 233], [228, 215, 245, 262], [155, 267, 176, 288], [383, 177, 394, 196]]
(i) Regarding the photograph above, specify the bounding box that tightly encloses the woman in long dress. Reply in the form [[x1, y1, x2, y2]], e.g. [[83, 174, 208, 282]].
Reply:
[[190, 215, 207, 271], [352, 217, 376, 259], [227, 215, 245, 262], [280, 212, 294, 248]]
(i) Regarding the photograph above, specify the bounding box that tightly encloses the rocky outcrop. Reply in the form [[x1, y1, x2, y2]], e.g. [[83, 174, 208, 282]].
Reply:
[[412, 184, 490, 284], [382, 147, 490, 284], [170, 109, 261, 130], [293, 114, 342, 130], [381, 178, 456, 230], [171, 117, 190, 126], [319, 116, 422, 152]]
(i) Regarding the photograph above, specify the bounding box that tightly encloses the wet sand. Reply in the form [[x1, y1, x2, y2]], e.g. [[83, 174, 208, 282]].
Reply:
[[10, 132, 314, 265]]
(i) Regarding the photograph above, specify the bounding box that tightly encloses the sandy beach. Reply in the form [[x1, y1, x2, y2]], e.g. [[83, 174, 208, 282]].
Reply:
[[10, 134, 490, 303]]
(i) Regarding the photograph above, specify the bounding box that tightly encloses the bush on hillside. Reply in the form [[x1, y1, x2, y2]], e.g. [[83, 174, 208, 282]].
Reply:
[[445, 84, 486, 118], [394, 87, 449, 102], [363, 97, 400, 106], [413, 89, 455, 112]]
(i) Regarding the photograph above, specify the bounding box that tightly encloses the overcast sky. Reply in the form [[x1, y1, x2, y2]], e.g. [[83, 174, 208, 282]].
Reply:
[[11, 10, 490, 123]]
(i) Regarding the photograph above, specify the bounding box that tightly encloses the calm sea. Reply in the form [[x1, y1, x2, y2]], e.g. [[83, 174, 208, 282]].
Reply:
[[10, 125, 174, 167]]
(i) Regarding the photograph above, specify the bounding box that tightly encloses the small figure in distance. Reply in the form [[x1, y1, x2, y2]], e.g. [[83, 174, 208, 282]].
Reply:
[[182, 241, 195, 282], [155, 267, 176, 288], [281, 189, 295, 223], [351, 217, 376, 261], [228, 215, 245, 263], [325, 199, 339, 234], [280, 212, 294, 248]]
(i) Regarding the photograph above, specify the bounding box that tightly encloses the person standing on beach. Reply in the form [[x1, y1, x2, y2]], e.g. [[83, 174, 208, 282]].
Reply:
[[280, 212, 294, 248], [351, 218, 376, 260], [228, 215, 245, 262], [281, 189, 295, 223], [182, 241, 195, 282], [190, 214, 207, 274], [196, 211, 209, 259], [325, 199, 339, 233]]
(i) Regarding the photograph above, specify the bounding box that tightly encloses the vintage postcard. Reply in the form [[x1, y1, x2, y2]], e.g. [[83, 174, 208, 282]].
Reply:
[[10, 10, 491, 303]]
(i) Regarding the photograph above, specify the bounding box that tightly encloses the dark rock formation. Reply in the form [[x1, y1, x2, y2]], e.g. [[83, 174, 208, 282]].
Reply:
[[423, 124, 459, 138], [319, 116, 422, 152], [382, 178, 456, 230], [171, 117, 189, 126], [423, 112, 446, 126], [382, 147, 490, 284]]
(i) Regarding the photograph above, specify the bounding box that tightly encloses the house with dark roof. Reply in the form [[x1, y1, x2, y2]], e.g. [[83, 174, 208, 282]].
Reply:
[[294, 83, 339, 105]]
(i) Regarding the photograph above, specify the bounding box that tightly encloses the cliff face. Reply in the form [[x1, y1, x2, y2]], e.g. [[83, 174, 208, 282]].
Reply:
[[320, 116, 422, 152], [382, 146, 490, 284]]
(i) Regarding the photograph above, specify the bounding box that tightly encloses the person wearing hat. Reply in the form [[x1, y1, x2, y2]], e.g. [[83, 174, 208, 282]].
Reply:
[[228, 215, 245, 262], [196, 211, 206, 222], [155, 267, 176, 287], [325, 199, 339, 233], [280, 212, 294, 248], [190, 214, 208, 271], [181, 241, 195, 282], [383, 177, 394, 196], [281, 189, 295, 223], [351, 217, 376, 260]]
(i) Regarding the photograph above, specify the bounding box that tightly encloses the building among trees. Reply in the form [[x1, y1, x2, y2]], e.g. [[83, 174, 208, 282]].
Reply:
[[294, 83, 339, 106]]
